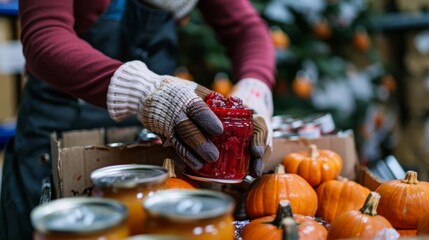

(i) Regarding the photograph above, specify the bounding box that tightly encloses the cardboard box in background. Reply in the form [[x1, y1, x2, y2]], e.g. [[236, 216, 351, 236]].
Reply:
[[51, 127, 384, 199], [265, 131, 359, 180], [0, 18, 18, 120], [50, 127, 168, 198]]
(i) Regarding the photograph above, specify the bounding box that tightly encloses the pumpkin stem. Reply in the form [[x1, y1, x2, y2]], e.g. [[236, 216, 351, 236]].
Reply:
[[272, 200, 294, 228], [275, 164, 286, 174], [401, 171, 419, 184], [308, 144, 319, 159], [162, 158, 176, 178], [282, 217, 299, 240], [359, 191, 380, 216]]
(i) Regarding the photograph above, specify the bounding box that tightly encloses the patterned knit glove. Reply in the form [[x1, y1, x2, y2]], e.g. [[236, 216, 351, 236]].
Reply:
[[231, 78, 273, 177], [107, 60, 223, 169]]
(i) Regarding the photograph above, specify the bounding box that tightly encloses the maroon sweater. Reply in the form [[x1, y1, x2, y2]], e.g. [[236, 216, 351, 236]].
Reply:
[[19, 0, 275, 107]]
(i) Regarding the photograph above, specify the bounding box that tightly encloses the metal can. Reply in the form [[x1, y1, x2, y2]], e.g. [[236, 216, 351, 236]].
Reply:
[[297, 123, 322, 139], [303, 113, 336, 135], [142, 189, 235, 240], [91, 164, 168, 235], [31, 197, 129, 240], [272, 115, 304, 136]]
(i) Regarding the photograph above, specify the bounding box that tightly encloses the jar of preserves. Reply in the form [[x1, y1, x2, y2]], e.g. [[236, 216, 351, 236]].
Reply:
[[142, 189, 235, 240], [91, 164, 168, 235], [31, 197, 129, 240], [187, 93, 253, 183]]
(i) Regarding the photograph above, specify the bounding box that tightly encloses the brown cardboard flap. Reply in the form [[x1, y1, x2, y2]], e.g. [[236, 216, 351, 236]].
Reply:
[[50, 129, 167, 198], [357, 166, 385, 191], [266, 131, 359, 180], [61, 128, 105, 148]]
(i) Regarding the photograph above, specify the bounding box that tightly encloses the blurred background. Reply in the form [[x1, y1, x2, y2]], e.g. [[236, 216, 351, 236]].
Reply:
[[2, 0, 429, 179]]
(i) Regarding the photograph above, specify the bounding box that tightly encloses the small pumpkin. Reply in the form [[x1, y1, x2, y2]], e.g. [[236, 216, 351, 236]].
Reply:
[[282, 144, 343, 187], [162, 158, 195, 189], [316, 177, 370, 223], [417, 213, 429, 236], [327, 192, 392, 240], [376, 171, 429, 229], [245, 164, 318, 219], [241, 200, 327, 240]]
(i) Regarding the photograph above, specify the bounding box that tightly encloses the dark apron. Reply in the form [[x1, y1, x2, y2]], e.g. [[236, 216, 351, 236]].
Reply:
[[0, 1, 177, 239]]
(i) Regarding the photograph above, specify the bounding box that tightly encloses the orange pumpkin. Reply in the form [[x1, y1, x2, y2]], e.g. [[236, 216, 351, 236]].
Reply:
[[376, 171, 429, 229], [327, 192, 393, 240], [162, 158, 195, 189], [316, 177, 370, 223], [245, 164, 318, 219], [417, 213, 429, 236], [241, 200, 327, 240], [282, 144, 343, 187]]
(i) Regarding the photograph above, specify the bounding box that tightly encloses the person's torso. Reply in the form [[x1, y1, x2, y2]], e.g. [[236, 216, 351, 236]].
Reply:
[[73, 0, 112, 37]]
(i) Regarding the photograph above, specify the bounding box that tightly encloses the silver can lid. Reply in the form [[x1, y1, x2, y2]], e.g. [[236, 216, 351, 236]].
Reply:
[[91, 164, 168, 188], [143, 189, 235, 221], [272, 115, 304, 132], [31, 197, 127, 234]]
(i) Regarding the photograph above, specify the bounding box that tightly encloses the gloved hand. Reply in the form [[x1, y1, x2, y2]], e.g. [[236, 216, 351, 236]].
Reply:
[[231, 78, 273, 178], [107, 60, 223, 170]]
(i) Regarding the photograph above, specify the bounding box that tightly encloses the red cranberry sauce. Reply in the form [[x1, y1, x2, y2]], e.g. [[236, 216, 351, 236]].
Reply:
[[192, 92, 253, 180]]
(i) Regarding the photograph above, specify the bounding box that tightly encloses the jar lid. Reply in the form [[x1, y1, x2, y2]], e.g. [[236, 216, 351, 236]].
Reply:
[[143, 189, 235, 221], [91, 164, 168, 188], [31, 197, 127, 234]]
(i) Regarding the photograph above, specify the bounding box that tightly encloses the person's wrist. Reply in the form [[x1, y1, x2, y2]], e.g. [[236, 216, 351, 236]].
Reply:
[[106, 60, 162, 121], [231, 78, 273, 121]]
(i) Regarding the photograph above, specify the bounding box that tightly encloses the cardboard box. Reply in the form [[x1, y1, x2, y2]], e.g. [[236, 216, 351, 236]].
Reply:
[[50, 127, 168, 198], [396, 0, 429, 13], [51, 127, 383, 199], [265, 131, 359, 180]]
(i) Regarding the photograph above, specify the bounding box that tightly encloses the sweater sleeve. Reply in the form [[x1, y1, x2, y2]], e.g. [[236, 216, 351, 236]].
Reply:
[[197, 0, 275, 89], [19, 0, 122, 108]]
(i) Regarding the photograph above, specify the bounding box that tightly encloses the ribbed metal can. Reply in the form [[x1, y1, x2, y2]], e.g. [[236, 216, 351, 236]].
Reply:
[[31, 197, 129, 240], [91, 164, 168, 235], [142, 189, 235, 240]]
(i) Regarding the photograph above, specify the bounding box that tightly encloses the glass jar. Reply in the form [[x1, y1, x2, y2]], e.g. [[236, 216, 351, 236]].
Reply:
[[91, 164, 168, 235], [188, 108, 253, 183], [142, 189, 235, 240], [31, 197, 129, 240]]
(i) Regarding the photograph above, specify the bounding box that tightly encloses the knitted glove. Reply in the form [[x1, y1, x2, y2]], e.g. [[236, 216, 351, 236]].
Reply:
[[231, 78, 273, 177], [107, 60, 223, 169]]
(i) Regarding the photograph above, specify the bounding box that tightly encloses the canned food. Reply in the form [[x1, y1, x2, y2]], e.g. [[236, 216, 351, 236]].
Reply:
[[31, 197, 129, 240], [303, 113, 335, 134], [91, 164, 168, 235], [272, 115, 304, 135], [143, 189, 235, 240], [297, 123, 321, 139]]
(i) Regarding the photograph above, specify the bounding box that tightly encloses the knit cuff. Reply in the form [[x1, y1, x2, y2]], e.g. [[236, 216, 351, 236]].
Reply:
[[139, 78, 198, 138], [107, 60, 162, 121]]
